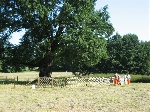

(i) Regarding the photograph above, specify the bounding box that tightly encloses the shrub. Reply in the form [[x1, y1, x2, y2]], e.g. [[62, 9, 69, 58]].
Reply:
[[131, 75, 150, 83]]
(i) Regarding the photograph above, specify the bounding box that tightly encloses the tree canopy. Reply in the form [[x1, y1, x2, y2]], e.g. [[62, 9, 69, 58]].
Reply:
[[1, 0, 149, 75], [0, 0, 114, 75], [96, 33, 150, 75]]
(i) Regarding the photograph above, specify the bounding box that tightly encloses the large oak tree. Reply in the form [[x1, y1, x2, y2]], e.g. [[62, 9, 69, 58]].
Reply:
[[0, 0, 114, 76]]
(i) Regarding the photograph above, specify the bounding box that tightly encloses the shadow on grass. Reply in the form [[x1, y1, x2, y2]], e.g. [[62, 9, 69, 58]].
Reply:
[[0, 79, 38, 85]]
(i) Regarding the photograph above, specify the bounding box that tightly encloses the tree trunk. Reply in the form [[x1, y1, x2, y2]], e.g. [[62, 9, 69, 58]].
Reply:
[[39, 54, 52, 77], [39, 64, 52, 77], [38, 24, 63, 77]]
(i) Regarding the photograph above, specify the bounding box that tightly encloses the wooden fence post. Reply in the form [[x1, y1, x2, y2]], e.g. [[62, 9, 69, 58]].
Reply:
[[14, 77, 15, 88], [85, 77, 88, 86], [64, 78, 67, 86], [5, 76, 7, 83], [27, 78, 29, 83], [51, 78, 54, 88], [37, 77, 40, 88], [17, 76, 18, 82]]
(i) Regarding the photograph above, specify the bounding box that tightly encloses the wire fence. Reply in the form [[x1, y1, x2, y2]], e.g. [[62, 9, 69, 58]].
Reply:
[[36, 77, 112, 88], [0, 76, 113, 88]]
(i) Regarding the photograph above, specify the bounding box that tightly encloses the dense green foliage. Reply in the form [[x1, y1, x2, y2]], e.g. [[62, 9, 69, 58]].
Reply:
[[130, 75, 150, 83], [95, 33, 150, 75], [0, 0, 114, 75], [0, 0, 150, 75]]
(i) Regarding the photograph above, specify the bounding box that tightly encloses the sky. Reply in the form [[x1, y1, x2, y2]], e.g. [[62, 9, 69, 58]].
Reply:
[[10, 0, 149, 44], [95, 0, 150, 41]]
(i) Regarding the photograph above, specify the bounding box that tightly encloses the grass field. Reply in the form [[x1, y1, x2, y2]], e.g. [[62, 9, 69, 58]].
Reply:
[[0, 71, 74, 78], [0, 83, 150, 112], [0, 72, 150, 112], [0, 72, 73, 81]]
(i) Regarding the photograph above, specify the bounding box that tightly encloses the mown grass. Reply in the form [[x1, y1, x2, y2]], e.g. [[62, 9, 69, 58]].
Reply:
[[0, 72, 74, 86], [0, 72, 150, 111], [0, 71, 73, 79], [0, 83, 150, 112]]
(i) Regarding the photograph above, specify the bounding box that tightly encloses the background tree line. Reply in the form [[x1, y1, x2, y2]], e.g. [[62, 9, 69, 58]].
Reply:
[[95, 33, 150, 75], [0, 0, 150, 75], [51, 33, 150, 75]]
